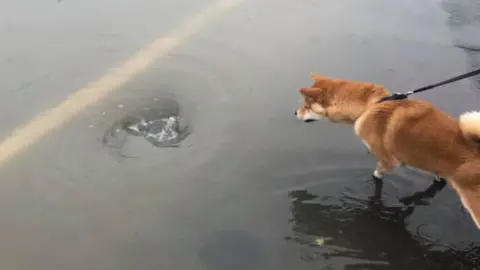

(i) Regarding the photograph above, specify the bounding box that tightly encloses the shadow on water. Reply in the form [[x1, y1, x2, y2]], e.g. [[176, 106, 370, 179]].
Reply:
[[287, 179, 480, 269], [281, 4, 480, 267]]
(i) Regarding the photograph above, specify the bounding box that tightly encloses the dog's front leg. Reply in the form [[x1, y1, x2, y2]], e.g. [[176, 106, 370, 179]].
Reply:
[[373, 158, 397, 180], [357, 134, 397, 180], [373, 162, 388, 180], [434, 175, 447, 182]]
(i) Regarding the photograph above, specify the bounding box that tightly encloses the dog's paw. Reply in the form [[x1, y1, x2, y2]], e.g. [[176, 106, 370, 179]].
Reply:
[[372, 170, 384, 180]]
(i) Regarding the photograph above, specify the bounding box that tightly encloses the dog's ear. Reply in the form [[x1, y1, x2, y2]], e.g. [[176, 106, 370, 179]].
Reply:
[[299, 87, 321, 97], [310, 72, 328, 81]]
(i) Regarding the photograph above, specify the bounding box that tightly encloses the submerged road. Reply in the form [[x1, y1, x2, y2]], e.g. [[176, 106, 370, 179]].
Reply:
[[0, 0, 480, 269]]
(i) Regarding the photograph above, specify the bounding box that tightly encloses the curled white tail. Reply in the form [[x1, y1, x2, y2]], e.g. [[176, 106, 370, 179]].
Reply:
[[459, 111, 480, 147]]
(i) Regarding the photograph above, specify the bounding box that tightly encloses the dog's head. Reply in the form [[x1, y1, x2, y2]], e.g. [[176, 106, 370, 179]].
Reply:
[[294, 87, 328, 122], [295, 73, 390, 124]]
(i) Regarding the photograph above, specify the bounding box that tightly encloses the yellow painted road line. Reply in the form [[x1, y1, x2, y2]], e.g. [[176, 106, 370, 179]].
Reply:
[[0, 0, 244, 167]]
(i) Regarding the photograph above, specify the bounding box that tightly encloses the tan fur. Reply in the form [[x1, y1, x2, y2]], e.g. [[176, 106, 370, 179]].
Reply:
[[295, 72, 480, 229], [459, 111, 480, 145]]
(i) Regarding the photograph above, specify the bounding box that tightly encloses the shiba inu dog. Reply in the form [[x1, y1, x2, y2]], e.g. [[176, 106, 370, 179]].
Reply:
[[295, 72, 480, 229]]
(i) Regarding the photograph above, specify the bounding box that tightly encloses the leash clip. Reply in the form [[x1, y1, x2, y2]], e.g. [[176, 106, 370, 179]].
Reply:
[[377, 92, 411, 103]]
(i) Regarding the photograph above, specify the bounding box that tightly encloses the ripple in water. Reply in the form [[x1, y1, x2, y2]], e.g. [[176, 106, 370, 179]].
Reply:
[[102, 98, 191, 150]]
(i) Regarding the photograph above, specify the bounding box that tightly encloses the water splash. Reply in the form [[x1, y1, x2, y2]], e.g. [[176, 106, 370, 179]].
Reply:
[[102, 98, 191, 150], [125, 115, 190, 148]]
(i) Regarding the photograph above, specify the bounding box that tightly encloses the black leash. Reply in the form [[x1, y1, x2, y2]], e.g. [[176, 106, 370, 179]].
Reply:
[[378, 67, 480, 103]]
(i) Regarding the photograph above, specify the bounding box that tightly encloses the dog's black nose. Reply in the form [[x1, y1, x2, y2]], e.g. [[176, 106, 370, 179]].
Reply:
[[304, 119, 315, 123], [294, 110, 297, 116]]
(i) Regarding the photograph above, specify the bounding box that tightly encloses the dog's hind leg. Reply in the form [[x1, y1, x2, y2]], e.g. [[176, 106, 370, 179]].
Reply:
[[452, 160, 480, 230], [455, 186, 480, 229], [399, 179, 447, 206]]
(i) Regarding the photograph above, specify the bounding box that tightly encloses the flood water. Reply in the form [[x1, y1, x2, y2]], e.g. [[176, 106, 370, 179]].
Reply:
[[0, 0, 479, 269]]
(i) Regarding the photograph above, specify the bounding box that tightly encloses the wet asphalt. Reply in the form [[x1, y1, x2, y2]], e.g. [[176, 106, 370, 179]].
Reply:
[[1, 0, 480, 269]]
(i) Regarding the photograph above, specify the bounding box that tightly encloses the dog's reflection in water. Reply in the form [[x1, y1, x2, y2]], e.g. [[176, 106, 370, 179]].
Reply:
[[287, 179, 480, 270]]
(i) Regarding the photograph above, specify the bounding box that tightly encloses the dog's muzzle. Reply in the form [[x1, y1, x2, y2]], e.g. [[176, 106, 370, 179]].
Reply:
[[296, 110, 321, 122]]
